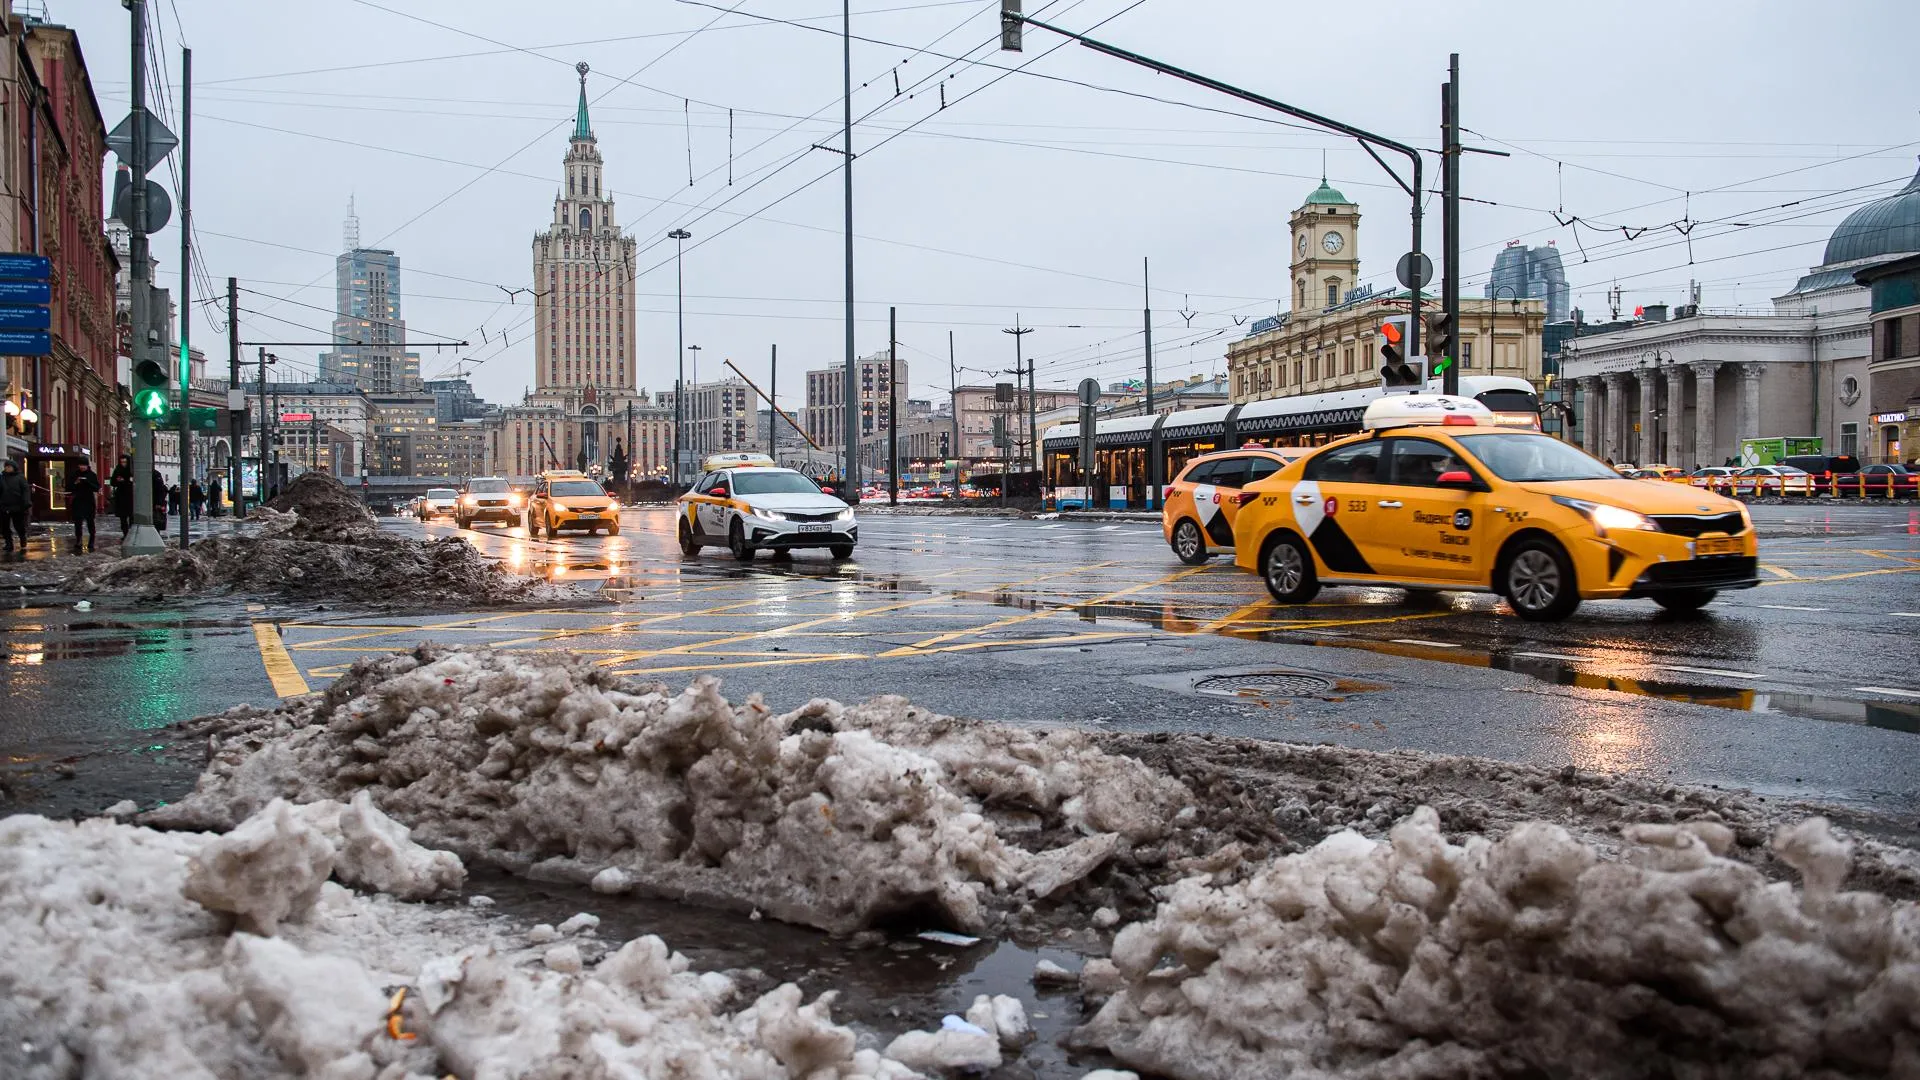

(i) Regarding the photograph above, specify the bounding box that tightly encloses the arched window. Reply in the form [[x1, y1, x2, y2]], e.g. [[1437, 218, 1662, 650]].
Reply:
[[579, 207, 592, 233]]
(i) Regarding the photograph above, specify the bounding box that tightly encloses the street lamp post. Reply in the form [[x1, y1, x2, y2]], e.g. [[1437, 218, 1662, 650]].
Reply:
[[1640, 348, 1673, 466], [669, 228, 692, 484], [686, 344, 703, 464]]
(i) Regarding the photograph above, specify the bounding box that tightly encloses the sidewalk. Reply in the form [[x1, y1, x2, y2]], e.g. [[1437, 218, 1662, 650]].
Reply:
[[3, 515, 248, 562]]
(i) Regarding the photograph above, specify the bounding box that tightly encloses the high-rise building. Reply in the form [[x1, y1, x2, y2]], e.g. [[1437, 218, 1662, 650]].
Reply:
[[686, 378, 754, 458], [320, 201, 421, 392], [1487, 242, 1570, 325], [802, 351, 908, 450], [483, 63, 670, 480]]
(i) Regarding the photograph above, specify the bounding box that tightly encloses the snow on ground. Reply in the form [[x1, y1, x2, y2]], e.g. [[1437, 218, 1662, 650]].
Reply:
[[57, 473, 590, 607], [0, 804, 921, 1079], [1072, 808, 1920, 1079]]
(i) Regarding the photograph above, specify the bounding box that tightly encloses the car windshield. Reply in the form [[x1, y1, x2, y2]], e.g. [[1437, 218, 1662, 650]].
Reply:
[[550, 481, 606, 497], [467, 479, 509, 493], [731, 470, 824, 495], [1453, 433, 1622, 482], [427, 489, 456, 499]]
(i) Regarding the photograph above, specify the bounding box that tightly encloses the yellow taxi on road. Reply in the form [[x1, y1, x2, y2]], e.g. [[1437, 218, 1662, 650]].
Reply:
[[1161, 448, 1297, 564], [1232, 395, 1758, 620], [526, 470, 620, 538]]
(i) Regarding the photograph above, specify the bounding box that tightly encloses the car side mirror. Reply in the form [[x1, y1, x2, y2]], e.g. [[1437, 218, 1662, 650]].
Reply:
[[1436, 470, 1480, 491], [819, 486, 835, 495]]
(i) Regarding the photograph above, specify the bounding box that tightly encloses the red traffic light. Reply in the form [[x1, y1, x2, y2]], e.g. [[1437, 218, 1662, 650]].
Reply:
[[1379, 321, 1403, 345]]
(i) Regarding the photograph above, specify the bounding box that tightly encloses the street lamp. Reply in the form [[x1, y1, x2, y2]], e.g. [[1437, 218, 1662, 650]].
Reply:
[[668, 227, 692, 484], [686, 344, 703, 462], [1639, 348, 1674, 465]]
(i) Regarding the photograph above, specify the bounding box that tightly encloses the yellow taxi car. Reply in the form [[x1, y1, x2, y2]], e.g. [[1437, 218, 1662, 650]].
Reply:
[[1162, 447, 1298, 565], [1232, 394, 1758, 620], [526, 470, 620, 538]]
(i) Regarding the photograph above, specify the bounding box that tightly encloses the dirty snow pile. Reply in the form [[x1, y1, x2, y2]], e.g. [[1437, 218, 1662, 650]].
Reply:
[[148, 644, 1192, 935], [0, 800, 926, 1079], [60, 472, 588, 607], [1073, 806, 1920, 1080]]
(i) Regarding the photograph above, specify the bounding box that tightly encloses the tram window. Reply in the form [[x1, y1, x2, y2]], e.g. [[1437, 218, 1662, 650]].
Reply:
[[1303, 443, 1382, 484]]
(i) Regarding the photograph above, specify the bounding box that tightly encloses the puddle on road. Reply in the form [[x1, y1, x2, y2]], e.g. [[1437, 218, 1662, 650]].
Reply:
[[463, 869, 1118, 1077]]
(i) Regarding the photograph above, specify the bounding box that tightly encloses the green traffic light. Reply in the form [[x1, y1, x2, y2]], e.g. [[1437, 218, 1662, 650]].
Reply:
[[133, 388, 169, 419]]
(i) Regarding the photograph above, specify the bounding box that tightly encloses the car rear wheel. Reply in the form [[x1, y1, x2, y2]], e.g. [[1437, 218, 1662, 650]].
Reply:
[[606, 520, 620, 536], [1171, 519, 1208, 565], [1653, 588, 1716, 613], [544, 514, 557, 540], [830, 544, 854, 560], [728, 519, 756, 562], [1502, 538, 1580, 622], [678, 519, 700, 555], [1261, 534, 1320, 604]]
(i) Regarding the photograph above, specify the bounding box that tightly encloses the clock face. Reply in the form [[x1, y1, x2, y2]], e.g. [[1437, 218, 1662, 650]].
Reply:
[[1297, 233, 1308, 255], [1322, 231, 1345, 254]]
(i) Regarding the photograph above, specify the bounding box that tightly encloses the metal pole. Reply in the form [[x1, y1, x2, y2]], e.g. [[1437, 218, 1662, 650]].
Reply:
[[1002, 319, 1034, 501], [122, 0, 163, 554], [227, 275, 240, 515], [767, 343, 777, 458], [256, 347, 265, 504], [1144, 256, 1157, 509], [269, 382, 279, 494], [1024, 327, 1036, 486], [948, 330, 958, 492], [840, 0, 858, 502], [669, 228, 689, 484], [176, 46, 191, 548], [887, 306, 898, 506], [1442, 53, 1462, 396]]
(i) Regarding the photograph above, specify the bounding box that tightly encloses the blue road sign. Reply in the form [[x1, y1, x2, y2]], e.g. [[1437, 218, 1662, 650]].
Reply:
[[0, 280, 50, 305], [0, 330, 51, 355], [0, 253, 50, 280], [0, 306, 49, 330]]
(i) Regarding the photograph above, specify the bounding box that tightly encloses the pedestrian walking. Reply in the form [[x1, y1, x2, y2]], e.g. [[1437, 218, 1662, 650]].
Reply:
[[0, 458, 28, 556], [167, 483, 182, 520], [208, 476, 222, 517], [151, 470, 168, 532], [189, 478, 205, 521], [65, 460, 101, 553], [110, 454, 134, 534]]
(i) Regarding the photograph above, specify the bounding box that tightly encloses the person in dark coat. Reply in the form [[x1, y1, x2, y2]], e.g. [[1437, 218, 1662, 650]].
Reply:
[[0, 459, 28, 555], [167, 483, 182, 519], [151, 469, 168, 532], [208, 476, 222, 517], [110, 454, 134, 534], [189, 479, 205, 521], [65, 461, 101, 553]]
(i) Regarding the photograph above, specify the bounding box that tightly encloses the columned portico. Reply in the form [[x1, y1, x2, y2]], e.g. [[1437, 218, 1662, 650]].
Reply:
[[1739, 363, 1765, 449], [1636, 373, 1657, 465], [1580, 377, 1603, 455], [1692, 362, 1719, 468], [1663, 366, 1687, 467]]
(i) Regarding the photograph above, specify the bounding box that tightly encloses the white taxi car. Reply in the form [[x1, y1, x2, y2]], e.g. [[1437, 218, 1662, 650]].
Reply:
[[677, 453, 857, 561]]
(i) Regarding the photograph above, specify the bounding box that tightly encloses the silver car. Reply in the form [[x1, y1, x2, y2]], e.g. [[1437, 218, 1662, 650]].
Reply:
[[676, 466, 856, 561]]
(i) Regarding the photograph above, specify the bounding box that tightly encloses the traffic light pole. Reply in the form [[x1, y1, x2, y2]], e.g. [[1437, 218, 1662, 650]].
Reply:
[[122, 0, 163, 555], [175, 45, 191, 549], [1003, 10, 1425, 358], [1441, 54, 1462, 397]]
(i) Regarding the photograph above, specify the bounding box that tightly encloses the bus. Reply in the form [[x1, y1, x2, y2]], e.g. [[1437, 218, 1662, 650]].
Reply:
[[1042, 375, 1541, 509]]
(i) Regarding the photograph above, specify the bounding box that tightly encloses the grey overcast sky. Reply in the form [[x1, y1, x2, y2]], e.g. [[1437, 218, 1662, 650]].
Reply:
[[57, 0, 1920, 408]]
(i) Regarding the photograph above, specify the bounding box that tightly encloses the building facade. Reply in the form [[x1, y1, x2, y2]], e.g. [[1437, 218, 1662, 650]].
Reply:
[[4, 15, 119, 513], [1558, 163, 1920, 468], [802, 351, 907, 451], [484, 63, 655, 482], [685, 377, 753, 459], [950, 383, 1129, 478], [1853, 254, 1920, 463], [319, 205, 420, 392], [368, 392, 436, 476], [1229, 182, 1545, 408], [412, 419, 489, 479], [1487, 242, 1570, 325]]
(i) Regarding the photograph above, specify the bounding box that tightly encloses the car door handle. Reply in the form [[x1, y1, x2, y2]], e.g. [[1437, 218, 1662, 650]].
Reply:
[[1377, 500, 1403, 508], [1294, 495, 1314, 504]]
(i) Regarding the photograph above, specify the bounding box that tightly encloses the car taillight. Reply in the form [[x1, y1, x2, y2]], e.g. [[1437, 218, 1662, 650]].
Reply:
[[1235, 491, 1259, 506]]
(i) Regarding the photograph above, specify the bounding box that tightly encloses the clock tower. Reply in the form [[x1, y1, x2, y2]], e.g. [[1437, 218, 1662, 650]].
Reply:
[[1289, 178, 1360, 313]]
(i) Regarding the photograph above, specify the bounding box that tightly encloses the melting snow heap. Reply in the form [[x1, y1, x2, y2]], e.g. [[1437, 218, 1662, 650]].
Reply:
[[147, 645, 1190, 935], [1074, 807, 1920, 1080], [0, 802, 921, 1079]]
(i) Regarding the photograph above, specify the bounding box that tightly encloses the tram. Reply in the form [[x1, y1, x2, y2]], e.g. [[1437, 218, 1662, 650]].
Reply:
[[1042, 375, 1542, 509]]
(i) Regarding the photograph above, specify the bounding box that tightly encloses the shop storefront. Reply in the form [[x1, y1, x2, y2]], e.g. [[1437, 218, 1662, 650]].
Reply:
[[25, 442, 93, 518]]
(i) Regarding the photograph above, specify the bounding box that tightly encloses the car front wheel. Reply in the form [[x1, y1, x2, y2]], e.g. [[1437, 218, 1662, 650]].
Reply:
[[1653, 588, 1716, 613], [544, 514, 557, 540], [1261, 533, 1320, 604], [1171, 519, 1208, 565], [1503, 538, 1580, 621], [830, 544, 854, 560], [678, 518, 700, 555], [728, 519, 756, 562]]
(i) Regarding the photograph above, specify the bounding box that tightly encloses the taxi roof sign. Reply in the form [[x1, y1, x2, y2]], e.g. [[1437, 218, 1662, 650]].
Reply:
[[702, 452, 777, 471], [1362, 394, 1495, 431]]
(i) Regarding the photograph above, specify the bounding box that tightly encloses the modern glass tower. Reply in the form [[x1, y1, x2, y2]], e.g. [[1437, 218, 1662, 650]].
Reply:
[[1487, 243, 1570, 325]]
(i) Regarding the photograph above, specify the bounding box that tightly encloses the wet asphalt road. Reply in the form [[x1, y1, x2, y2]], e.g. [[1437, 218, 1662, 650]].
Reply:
[[3, 502, 1919, 824]]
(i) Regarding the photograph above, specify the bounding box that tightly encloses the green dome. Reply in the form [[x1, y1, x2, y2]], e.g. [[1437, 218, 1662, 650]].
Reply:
[[1304, 179, 1349, 206], [1820, 160, 1920, 267]]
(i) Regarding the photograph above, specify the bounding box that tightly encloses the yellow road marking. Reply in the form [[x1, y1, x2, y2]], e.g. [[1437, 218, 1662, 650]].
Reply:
[[1761, 566, 1920, 586], [252, 622, 311, 698], [1198, 599, 1272, 634], [882, 564, 1209, 657], [611, 654, 865, 676], [1761, 564, 1798, 579]]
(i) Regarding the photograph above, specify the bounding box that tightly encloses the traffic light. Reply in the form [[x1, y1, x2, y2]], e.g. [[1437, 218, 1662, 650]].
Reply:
[[131, 354, 170, 421], [1000, 0, 1022, 51], [1425, 311, 1455, 370], [1377, 315, 1426, 393]]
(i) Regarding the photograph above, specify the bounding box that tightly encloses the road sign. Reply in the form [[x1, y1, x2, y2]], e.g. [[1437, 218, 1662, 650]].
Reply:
[[279, 412, 315, 423], [110, 180, 172, 233], [1396, 252, 1433, 290], [0, 330, 50, 355], [106, 108, 179, 173], [165, 407, 221, 433], [0, 253, 50, 280], [1078, 377, 1101, 407], [0, 305, 48, 331], [0, 279, 50, 305]]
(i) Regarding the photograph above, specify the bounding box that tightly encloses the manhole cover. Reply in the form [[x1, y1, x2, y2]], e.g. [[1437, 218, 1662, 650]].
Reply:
[[1193, 671, 1335, 700]]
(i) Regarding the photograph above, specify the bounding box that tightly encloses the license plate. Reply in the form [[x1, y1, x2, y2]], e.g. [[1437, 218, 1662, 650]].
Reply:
[[1695, 536, 1740, 556], [798, 523, 830, 533], [579, 512, 598, 519]]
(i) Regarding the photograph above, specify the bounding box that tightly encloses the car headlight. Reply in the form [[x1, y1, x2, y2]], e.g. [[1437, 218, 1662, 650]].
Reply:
[[835, 508, 854, 521], [462, 494, 476, 506], [508, 493, 523, 508], [752, 505, 786, 521], [1552, 496, 1657, 537], [607, 498, 619, 510]]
